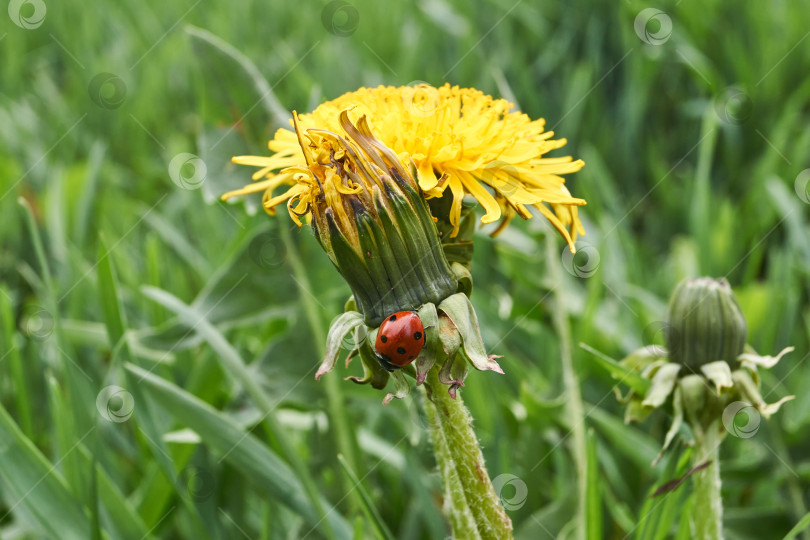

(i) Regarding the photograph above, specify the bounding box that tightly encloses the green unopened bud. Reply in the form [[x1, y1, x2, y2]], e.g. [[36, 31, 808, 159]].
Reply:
[[665, 277, 747, 372]]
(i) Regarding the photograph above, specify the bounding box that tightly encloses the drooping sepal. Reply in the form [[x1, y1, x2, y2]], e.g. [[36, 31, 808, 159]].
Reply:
[[738, 345, 794, 369], [344, 326, 391, 390], [731, 368, 794, 417], [641, 363, 680, 408], [438, 293, 504, 374], [416, 302, 441, 385], [451, 262, 473, 297], [383, 371, 411, 405], [438, 351, 469, 399], [317, 311, 365, 379], [700, 361, 733, 392]]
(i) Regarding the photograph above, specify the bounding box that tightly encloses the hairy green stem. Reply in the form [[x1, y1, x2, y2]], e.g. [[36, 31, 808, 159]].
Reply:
[[423, 367, 513, 540], [545, 234, 588, 539], [693, 421, 723, 540]]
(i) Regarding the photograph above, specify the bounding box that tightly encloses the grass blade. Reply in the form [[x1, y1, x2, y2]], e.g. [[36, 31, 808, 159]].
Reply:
[[580, 343, 650, 395], [0, 402, 90, 540], [140, 284, 336, 539], [124, 362, 352, 539], [585, 429, 603, 540], [784, 513, 810, 540], [0, 285, 32, 436], [337, 454, 395, 540]]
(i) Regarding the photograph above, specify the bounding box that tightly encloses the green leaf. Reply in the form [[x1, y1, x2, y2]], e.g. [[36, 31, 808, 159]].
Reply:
[[97, 233, 126, 349], [185, 25, 290, 128], [348, 333, 390, 390], [655, 386, 684, 466], [0, 402, 90, 540], [580, 343, 651, 395], [783, 512, 810, 540], [336, 454, 395, 540], [0, 284, 32, 436], [140, 285, 338, 539], [587, 407, 659, 468], [585, 429, 603, 540], [124, 362, 352, 540], [80, 447, 151, 540], [700, 361, 733, 392]]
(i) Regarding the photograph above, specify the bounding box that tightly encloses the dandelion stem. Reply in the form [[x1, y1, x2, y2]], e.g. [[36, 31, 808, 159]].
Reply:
[[423, 366, 513, 540], [692, 421, 724, 540]]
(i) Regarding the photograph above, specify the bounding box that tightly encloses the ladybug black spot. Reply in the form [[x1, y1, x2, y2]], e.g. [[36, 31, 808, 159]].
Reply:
[[380, 335, 388, 343], [389, 314, 397, 321], [409, 355, 415, 360], [413, 332, 422, 340], [397, 347, 406, 355]]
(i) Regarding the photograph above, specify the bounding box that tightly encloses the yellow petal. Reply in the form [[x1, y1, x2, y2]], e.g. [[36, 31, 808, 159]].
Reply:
[[263, 183, 307, 212], [416, 160, 439, 191], [457, 171, 501, 224], [447, 176, 464, 237], [535, 203, 575, 252]]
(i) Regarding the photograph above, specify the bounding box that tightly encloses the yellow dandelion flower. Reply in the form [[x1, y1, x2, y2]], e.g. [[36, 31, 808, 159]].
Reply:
[[223, 83, 586, 249]]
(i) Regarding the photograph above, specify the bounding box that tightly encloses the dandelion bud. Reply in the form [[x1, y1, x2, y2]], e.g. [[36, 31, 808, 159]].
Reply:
[[665, 277, 747, 372], [233, 110, 503, 399], [601, 276, 793, 462], [290, 111, 459, 326]]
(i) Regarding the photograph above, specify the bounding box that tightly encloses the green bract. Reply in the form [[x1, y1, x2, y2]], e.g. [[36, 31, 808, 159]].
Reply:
[[306, 114, 459, 327]]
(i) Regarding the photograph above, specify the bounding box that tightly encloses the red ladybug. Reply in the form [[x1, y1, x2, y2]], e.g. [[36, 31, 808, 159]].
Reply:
[[374, 311, 426, 371]]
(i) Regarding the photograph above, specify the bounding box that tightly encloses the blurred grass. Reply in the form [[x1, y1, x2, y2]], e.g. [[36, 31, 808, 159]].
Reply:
[[1, 0, 810, 538]]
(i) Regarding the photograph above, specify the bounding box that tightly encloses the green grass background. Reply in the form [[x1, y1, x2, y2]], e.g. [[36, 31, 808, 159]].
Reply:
[[1, 0, 809, 538]]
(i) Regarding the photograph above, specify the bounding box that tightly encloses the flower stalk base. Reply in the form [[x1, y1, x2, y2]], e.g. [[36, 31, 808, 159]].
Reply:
[[693, 421, 723, 540], [423, 367, 513, 539]]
